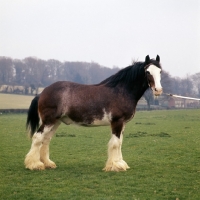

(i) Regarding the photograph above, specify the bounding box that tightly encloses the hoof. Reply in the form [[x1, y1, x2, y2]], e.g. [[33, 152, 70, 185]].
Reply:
[[25, 161, 45, 170], [44, 160, 57, 169], [103, 160, 130, 172]]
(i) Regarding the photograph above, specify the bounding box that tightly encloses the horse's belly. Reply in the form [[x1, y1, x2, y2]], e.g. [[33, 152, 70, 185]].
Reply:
[[91, 110, 112, 126], [91, 118, 110, 126], [61, 111, 112, 126]]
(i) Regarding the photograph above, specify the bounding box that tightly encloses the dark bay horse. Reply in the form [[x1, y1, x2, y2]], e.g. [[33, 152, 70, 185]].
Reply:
[[25, 55, 163, 171]]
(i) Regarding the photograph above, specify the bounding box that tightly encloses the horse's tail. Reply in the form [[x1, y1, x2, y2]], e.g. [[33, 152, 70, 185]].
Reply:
[[26, 95, 40, 137]]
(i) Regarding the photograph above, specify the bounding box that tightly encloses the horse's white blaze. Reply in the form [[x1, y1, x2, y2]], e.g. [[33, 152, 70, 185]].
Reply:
[[92, 109, 112, 125], [147, 65, 162, 95]]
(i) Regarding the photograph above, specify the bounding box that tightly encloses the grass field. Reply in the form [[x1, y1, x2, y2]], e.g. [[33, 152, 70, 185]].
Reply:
[[0, 93, 34, 109], [0, 109, 200, 199]]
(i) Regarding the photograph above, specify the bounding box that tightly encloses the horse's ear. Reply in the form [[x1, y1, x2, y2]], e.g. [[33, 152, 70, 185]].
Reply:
[[156, 55, 160, 62], [145, 55, 150, 63]]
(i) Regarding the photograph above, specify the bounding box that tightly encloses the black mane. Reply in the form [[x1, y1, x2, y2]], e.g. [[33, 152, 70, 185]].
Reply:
[[99, 59, 161, 88]]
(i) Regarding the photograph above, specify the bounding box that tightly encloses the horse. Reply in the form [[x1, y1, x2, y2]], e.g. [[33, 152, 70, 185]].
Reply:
[[25, 55, 163, 171]]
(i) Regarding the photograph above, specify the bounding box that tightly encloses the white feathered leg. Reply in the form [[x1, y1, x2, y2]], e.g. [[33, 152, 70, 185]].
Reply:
[[118, 134, 130, 170], [103, 134, 130, 172], [40, 122, 60, 169], [25, 122, 60, 170], [25, 132, 46, 170]]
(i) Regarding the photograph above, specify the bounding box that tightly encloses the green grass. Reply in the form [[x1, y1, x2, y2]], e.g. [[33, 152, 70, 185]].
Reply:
[[0, 110, 200, 199], [0, 93, 34, 109]]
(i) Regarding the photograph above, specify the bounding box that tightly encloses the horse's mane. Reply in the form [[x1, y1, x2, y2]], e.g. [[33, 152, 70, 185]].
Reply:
[[99, 59, 161, 88]]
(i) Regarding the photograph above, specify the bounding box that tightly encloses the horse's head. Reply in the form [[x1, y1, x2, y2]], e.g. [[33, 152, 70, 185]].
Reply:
[[144, 55, 163, 96]]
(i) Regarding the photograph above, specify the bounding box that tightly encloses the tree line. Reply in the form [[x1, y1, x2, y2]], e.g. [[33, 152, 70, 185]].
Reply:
[[0, 56, 199, 99], [0, 56, 119, 86]]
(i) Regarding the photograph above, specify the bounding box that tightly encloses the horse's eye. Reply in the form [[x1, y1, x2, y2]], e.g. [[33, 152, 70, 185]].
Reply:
[[146, 71, 150, 75]]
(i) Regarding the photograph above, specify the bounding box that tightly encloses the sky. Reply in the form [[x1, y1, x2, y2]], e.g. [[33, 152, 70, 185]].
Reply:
[[0, 0, 200, 77]]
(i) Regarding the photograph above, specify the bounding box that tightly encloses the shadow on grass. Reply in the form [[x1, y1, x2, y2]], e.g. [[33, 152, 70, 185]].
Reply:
[[126, 131, 171, 138], [56, 132, 76, 137]]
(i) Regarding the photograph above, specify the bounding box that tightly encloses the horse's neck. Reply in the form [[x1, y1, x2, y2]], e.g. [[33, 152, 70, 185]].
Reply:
[[125, 80, 149, 102]]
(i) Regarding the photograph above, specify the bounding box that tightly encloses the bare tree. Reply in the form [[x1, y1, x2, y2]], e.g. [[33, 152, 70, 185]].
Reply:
[[0, 57, 14, 84], [161, 71, 172, 94], [191, 72, 200, 97], [143, 88, 154, 110]]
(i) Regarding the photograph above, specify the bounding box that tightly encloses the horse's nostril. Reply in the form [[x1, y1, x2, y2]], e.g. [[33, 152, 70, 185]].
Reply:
[[155, 88, 163, 92]]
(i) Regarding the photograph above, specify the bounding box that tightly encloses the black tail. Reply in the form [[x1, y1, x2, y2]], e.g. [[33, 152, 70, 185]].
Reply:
[[26, 95, 40, 137]]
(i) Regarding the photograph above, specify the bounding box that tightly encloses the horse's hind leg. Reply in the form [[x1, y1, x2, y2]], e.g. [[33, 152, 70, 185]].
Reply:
[[25, 125, 46, 170], [40, 121, 60, 169], [25, 121, 60, 170]]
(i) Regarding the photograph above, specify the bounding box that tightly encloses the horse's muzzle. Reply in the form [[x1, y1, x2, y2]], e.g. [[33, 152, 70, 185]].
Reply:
[[152, 87, 163, 96]]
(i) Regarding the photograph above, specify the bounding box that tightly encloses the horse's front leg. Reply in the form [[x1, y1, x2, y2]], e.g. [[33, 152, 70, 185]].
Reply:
[[103, 120, 130, 172]]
